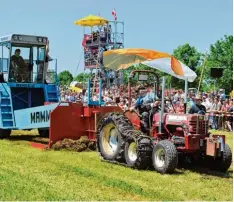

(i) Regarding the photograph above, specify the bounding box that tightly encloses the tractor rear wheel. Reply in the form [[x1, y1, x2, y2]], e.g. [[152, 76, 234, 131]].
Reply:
[[97, 113, 125, 161], [124, 136, 153, 169], [152, 140, 178, 174], [0, 129, 11, 139], [38, 129, 49, 137], [210, 144, 232, 172]]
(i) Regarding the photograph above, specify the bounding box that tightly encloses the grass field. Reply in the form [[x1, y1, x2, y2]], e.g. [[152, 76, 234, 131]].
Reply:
[[0, 130, 233, 201]]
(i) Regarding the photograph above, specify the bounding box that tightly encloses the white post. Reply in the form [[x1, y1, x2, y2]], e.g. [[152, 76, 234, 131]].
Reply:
[[114, 20, 117, 48], [184, 78, 188, 114], [159, 76, 165, 133], [214, 80, 216, 92]]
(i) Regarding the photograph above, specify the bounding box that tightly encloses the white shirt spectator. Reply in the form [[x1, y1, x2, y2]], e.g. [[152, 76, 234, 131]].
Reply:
[[202, 100, 211, 110], [104, 96, 112, 102], [67, 95, 75, 102]]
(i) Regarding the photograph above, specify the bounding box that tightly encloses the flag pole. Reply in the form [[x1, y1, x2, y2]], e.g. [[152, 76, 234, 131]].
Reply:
[[113, 9, 117, 49], [114, 21, 117, 48], [197, 51, 208, 96]]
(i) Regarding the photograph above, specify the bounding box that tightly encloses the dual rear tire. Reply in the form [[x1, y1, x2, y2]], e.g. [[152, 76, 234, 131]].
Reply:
[[97, 113, 153, 167]]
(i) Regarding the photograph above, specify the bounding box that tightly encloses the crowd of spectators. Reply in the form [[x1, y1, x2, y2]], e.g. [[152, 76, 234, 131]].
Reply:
[[59, 80, 233, 132]]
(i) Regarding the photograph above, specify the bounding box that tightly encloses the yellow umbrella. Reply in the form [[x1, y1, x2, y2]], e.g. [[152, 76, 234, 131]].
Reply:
[[74, 14, 108, 27], [70, 86, 82, 93]]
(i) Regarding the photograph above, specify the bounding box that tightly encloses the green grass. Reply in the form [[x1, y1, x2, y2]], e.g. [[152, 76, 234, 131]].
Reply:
[[0, 130, 233, 201]]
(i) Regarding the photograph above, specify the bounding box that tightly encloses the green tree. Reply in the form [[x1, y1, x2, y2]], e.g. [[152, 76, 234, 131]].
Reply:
[[58, 70, 73, 85], [173, 43, 201, 71], [171, 44, 201, 89], [205, 35, 233, 94], [74, 72, 90, 83]]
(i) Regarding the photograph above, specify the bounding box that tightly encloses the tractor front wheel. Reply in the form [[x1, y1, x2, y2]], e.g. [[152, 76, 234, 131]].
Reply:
[[152, 140, 178, 174], [210, 144, 232, 172], [0, 129, 11, 139]]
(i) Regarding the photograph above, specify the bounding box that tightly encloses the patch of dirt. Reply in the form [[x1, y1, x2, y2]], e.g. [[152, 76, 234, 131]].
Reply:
[[51, 136, 96, 152]]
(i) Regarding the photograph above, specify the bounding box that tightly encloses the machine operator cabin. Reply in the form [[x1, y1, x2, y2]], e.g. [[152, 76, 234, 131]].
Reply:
[[0, 34, 59, 112]]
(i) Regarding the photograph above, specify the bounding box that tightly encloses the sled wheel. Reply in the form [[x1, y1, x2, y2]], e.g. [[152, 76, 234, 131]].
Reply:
[[38, 129, 49, 138], [0, 129, 11, 139]]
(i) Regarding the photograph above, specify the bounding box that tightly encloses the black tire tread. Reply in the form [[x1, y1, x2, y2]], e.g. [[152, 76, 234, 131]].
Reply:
[[38, 129, 49, 138], [211, 143, 232, 172], [97, 113, 153, 168], [153, 140, 178, 174], [125, 135, 153, 169], [97, 113, 126, 162], [0, 129, 11, 139]]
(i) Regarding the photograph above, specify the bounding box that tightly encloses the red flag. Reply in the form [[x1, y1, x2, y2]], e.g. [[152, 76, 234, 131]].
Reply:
[[112, 9, 117, 20], [82, 34, 90, 47]]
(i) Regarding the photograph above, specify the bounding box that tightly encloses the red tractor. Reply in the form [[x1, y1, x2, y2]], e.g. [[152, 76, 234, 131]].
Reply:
[[96, 70, 232, 174]]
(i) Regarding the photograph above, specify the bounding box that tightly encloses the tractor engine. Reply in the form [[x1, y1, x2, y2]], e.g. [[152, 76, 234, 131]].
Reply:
[[187, 115, 209, 135], [153, 113, 209, 151]]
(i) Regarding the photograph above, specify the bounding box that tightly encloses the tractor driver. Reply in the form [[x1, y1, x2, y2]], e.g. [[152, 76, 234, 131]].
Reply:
[[134, 89, 160, 132], [10, 49, 28, 82], [188, 96, 206, 115]]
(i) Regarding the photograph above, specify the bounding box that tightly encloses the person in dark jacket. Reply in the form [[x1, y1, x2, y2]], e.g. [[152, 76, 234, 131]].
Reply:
[[188, 96, 206, 114], [10, 49, 28, 82]]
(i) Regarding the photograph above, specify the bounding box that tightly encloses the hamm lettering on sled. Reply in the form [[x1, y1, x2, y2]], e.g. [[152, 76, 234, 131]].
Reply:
[[14, 103, 58, 130], [31, 110, 51, 124]]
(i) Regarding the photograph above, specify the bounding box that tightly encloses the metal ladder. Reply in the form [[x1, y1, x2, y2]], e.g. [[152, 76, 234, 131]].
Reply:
[[45, 84, 59, 102], [0, 84, 15, 128]]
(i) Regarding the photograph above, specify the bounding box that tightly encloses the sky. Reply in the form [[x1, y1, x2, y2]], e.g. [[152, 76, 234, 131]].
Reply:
[[0, 0, 233, 75]]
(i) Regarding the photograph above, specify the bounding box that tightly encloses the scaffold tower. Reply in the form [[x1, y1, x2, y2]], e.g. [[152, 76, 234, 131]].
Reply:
[[80, 18, 124, 70]]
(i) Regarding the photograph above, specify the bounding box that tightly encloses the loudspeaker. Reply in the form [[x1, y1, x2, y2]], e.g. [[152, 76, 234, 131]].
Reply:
[[210, 68, 224, 78]]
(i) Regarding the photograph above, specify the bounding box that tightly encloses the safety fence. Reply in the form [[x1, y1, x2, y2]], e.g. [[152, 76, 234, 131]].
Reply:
[[204, 112, 233, 131], [173, 108, 233, 131]]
